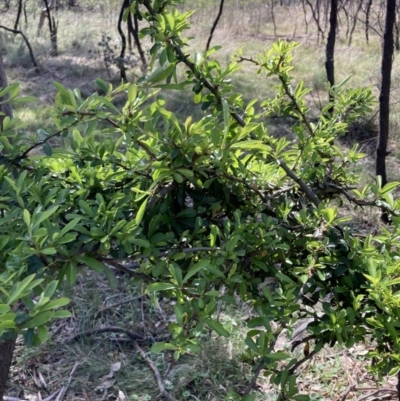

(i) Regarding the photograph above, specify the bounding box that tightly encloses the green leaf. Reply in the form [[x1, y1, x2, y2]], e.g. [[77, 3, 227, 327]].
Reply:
[[58, 218, 81, 239], [243, 395, 256, 401], [389, 366, 400, 376], [23, 209, 31, 229], [43, 143, 52, 156], [183, 259, 210, 284], [95, 78, 109, 93], [21, 311, 55, 329], [37, 326, 49, 343], [265, 352, 291, 360], [75, 256, 105, 273], [229, 140, 271, 152], [38, 298, 70, 312], [147, 283, 176, 293], [130, 238, 150, 248], [136, 197, 148, 225], [151, 342, 177, 353], [128, 84, 137, 103], [0, 304, 10, 314], [103, 265, 118, 290], [32, 207, 59, 229], [201, 318, 229, 336], [145, 64, 176, 85], [53, 310, 72, 318], [8, 275, 43, 305], [292, 396, 310, 401]]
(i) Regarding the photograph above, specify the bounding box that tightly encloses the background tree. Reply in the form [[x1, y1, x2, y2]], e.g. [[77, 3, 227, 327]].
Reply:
[[377, 0, 396, 222]]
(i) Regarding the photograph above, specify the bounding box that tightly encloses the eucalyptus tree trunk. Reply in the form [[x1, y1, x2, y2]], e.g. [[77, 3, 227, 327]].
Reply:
[[0, 49, 16, 401], [376, 0, 395, 217]]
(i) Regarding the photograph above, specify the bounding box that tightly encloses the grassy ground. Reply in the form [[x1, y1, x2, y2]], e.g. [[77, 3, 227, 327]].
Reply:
[[2, 1, 400, 399], [7, 270, 383, 401]]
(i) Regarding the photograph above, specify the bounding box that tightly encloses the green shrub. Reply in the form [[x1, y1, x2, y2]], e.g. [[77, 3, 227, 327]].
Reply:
[[2, 1, 400, 399]]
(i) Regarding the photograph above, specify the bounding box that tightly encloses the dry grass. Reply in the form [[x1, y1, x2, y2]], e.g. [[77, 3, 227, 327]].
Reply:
[[6, 270, 383, 401]]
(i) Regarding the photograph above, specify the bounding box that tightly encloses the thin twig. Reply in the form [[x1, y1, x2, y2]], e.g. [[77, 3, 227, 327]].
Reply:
[[355, 387, 397, 401], [133, 340, 176, 401], [278, 159, 321, 206], [14, 118, 80, 161], [95, 295, 144, 317], [55, 362, 79, 401], [288, 349, 318, 375], [340, 384, 357, 401], [205, 0, 225, 52]]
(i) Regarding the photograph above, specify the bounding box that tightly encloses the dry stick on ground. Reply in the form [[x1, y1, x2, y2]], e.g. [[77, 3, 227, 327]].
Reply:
[[67, 326, 145, 342], [94, 295, 144, 318], [355, 387, 397, 401], [133, 341, 176, 401], [67, 326, 169, 344], [205, 0, 225, 52], [340, 384, 357, 401], [0, 25, 39, 71], [55, 362, 79, 401]]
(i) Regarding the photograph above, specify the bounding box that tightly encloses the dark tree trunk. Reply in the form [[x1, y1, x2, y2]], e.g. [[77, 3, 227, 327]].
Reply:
[[0, 49, 16, 401], [14, 0, 23, 30], [128, 11, 147, 74], [377, 0, 396, 223], [0, 338, 16, 400], [43, 0, 57, 56], [206, 0, 226, 52], [325, 0, 337, 107], [117, 0, 128, 81]]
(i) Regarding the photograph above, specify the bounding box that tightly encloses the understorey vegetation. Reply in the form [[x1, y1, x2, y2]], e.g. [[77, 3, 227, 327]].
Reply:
[[2, 1, 400, 400]]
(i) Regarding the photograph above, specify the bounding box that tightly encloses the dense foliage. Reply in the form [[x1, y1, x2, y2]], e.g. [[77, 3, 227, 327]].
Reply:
[[2, 1, 400, 399]]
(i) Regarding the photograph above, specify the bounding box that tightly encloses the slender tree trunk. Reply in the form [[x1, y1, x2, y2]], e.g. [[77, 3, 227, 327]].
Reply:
[[325, 0, 337, 107], [0, 50, 12, 124], [14, 0, 23, 30], [0, 49, 16, 401], [377, 0, 396, 223], [206, 0, 225, 52], [365, 0, 373, 44], [43, 0, 57, 56], [128, 12, 147, 74], [117, 0, 128, 81], [348, 0, 363, 46]]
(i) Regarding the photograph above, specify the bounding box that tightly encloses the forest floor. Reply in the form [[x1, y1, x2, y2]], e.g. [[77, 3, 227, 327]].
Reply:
[[6, 270, 394, 401], [2, 1, 400, 400]]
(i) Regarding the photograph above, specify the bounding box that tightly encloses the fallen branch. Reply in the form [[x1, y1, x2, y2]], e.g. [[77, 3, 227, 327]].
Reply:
[[133, 340, 176, 401]]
